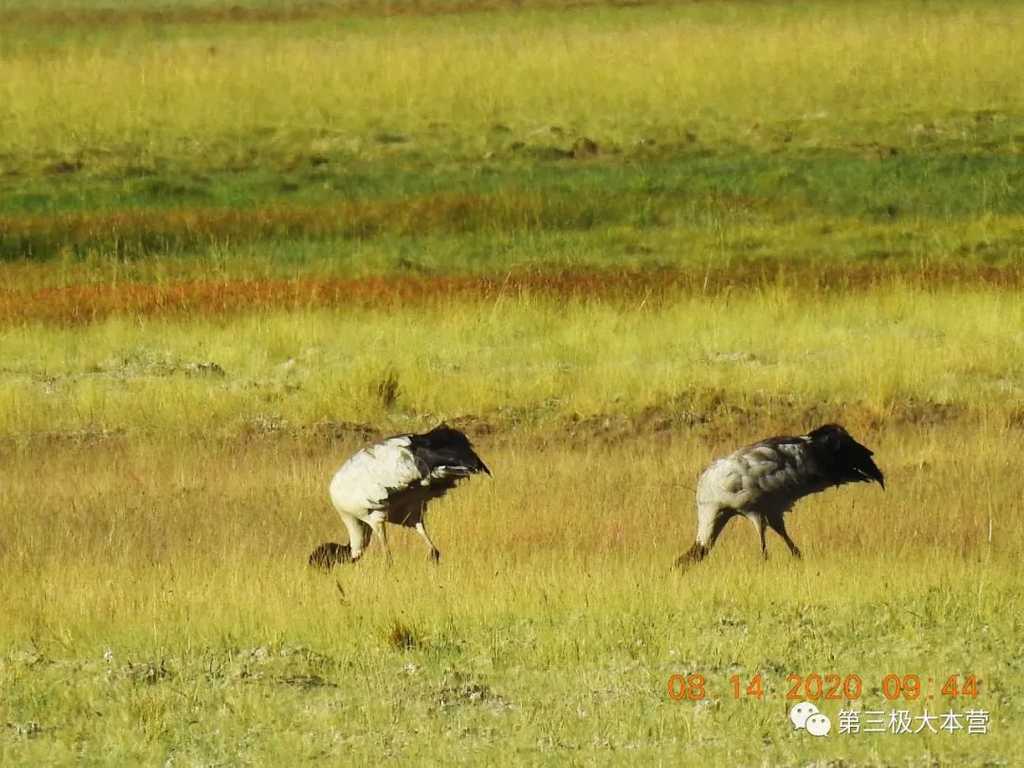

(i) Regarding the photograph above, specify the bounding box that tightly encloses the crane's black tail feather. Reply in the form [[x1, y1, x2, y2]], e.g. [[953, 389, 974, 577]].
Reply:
[[308, 542, 353, 570]]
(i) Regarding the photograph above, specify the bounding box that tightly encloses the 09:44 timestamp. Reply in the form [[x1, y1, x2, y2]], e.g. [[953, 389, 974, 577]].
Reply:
[[667, 673, 981, 702]]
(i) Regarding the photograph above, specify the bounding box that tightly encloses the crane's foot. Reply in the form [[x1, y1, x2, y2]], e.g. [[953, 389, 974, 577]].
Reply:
[[429, 548, 441, 564], [674, 543, 707, 570]]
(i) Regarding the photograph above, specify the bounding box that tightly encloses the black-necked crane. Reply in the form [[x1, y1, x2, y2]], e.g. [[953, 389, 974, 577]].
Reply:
[[309, 425, 490, 569], [675, 424, 884, 568]]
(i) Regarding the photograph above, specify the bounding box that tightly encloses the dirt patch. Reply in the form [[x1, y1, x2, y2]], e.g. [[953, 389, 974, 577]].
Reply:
[[436, 675, 512, 712], [304, 420, 378, 443], [44, 160, 83, 175], [0, 394, 989, 452], [276, 674, 338, 690], [572, 137, 601, 159]]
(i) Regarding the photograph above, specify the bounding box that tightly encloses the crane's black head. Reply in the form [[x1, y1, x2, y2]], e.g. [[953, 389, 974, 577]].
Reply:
[[308, 542, 353, 571], [807, 424, 885, 489], [409, 424, 491, 476]]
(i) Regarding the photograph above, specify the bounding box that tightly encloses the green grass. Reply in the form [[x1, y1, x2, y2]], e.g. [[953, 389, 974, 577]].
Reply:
[[1, 0, 1023, 267], [7, 146, 1020, 219], [4, 149, 1024, 263]]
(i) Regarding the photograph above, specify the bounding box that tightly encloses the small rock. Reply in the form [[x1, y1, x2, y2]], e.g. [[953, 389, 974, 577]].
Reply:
[[45, 160, 83, 174], [528, 125, 565, 137], [11, 721, 43, 737], [184, 361, 226, 378], [374, 132, 408, 145]]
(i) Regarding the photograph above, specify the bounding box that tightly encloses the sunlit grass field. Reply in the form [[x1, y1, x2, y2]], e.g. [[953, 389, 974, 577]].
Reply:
[[1, 0, 1022, 265], [1, 430, 1021, 764], [1, 287, 1023, 438], [2, 0, 1023, 765], [4, 0, 1022, 164]]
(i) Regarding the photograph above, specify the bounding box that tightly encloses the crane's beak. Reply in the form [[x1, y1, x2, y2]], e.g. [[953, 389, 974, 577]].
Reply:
[[857, 456, 885, 489]]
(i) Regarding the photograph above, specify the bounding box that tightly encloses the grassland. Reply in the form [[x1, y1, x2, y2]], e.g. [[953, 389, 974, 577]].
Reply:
[[1, 0, 1022, 268], [2, 287, 1024, 439], [2, 431, 1022, 765], [2, 0, 1023, 765]]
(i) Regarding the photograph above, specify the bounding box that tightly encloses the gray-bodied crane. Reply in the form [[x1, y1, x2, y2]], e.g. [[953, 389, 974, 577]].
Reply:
[[675, 424, 884, 568]]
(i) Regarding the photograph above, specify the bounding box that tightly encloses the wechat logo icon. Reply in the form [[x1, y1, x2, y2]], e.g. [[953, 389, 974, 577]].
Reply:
[[790, 702, 832, 737]]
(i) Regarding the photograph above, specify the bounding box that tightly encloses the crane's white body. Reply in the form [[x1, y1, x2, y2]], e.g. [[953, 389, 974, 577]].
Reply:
[[330, 436, 441, 560], [329, 438, 424, 515]]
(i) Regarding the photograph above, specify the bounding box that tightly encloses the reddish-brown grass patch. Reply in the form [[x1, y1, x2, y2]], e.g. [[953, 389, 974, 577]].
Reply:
[[0, 0, 662, 29], [2, 263, 1022, 326], [0, 272, 668, 325]]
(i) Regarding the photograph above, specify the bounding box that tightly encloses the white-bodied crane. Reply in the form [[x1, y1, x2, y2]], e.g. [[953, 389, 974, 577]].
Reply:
[[309, 425, 490, 568]]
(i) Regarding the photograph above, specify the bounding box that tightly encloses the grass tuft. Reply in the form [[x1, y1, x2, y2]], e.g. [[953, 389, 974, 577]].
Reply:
[[386, 620, 421, 651], [374, 369, 402, 411]]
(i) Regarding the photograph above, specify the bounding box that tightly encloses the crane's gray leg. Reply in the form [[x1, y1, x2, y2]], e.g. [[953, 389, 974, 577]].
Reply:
[[366, 511, 392, 566], [414, 521, 441, 563], [396, 503, 439, 563], [675, 507, 735, 569], [748, 514, 768, 560], [338, 511, 371, 562], [767, 515, 801, 559]]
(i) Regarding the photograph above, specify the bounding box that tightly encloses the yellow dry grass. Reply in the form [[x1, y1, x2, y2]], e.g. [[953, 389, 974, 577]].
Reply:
[[1, 287, 1022, 438], [1, 425, 1020, 763]]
